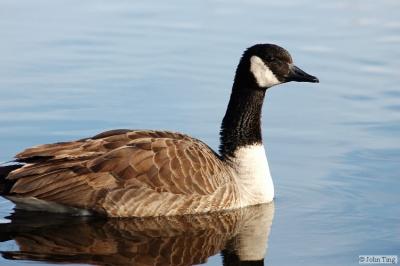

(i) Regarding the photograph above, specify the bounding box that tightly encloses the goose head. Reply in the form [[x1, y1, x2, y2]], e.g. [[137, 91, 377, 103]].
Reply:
[[234, 43, 319, 90]]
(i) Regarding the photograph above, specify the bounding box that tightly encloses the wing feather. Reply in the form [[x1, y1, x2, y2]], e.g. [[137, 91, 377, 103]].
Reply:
[[4, 130, 233, 216]]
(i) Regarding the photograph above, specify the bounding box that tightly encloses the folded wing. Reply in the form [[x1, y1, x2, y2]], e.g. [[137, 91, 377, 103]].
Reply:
[[3, 130, 233, 216]]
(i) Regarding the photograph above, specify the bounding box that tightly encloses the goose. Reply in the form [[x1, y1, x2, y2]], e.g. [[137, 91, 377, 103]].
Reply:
[[0, 44, 318, 217]]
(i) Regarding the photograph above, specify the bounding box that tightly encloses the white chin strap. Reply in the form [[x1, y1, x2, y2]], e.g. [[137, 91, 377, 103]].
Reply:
[[250, 55, 281, 88]]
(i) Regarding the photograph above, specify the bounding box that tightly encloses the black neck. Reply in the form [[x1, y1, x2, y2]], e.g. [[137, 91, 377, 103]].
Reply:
[[219, 80, 266, 158]]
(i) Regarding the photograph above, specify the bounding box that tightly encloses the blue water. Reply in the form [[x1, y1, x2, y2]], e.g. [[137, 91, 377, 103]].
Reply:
[[0, 0, 399, 265]]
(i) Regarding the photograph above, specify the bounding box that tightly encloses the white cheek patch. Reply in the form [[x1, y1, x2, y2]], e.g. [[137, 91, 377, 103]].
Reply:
[[250, 56, 281, 88]]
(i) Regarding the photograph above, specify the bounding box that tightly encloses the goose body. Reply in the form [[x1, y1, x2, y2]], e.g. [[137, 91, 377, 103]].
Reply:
[[0, 44, 318, 217]]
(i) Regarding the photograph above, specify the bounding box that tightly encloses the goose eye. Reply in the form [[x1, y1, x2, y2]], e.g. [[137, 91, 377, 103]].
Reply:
[[268, 57, 279, 64]]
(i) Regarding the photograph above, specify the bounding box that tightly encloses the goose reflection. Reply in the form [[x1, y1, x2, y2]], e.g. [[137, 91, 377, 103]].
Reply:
[[0, 203, 274, 266]]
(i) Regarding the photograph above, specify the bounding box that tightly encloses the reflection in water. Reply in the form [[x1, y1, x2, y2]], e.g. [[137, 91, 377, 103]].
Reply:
[[0, 203, 274, 266]]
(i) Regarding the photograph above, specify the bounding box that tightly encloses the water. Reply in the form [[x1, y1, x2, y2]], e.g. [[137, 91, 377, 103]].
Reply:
[[0, 0, 399, 265]]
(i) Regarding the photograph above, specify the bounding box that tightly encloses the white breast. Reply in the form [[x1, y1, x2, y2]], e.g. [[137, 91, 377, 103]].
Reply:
[[231, 144, 274, 206]]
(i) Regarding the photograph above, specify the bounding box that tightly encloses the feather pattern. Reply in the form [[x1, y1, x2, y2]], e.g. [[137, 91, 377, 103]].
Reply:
[[4, 130, 240, 217]]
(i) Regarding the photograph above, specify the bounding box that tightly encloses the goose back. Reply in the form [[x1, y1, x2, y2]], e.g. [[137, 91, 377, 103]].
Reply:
[[2, 130, 239, 217]]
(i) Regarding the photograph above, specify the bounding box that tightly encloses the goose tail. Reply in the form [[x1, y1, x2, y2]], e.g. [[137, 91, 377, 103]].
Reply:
[[0, 164, 22, 195]]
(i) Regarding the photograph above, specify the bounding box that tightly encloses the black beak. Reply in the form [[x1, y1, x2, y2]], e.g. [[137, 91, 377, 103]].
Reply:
[[287, 64, 319, 83]]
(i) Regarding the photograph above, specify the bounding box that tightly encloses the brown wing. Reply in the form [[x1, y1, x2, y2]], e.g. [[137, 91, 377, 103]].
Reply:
[[4, 129, 232, 216]]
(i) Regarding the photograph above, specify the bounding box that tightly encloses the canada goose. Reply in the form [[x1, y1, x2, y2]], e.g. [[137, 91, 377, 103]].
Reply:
[[0, 203, 274, 265], [0, 44, 318, 217]]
